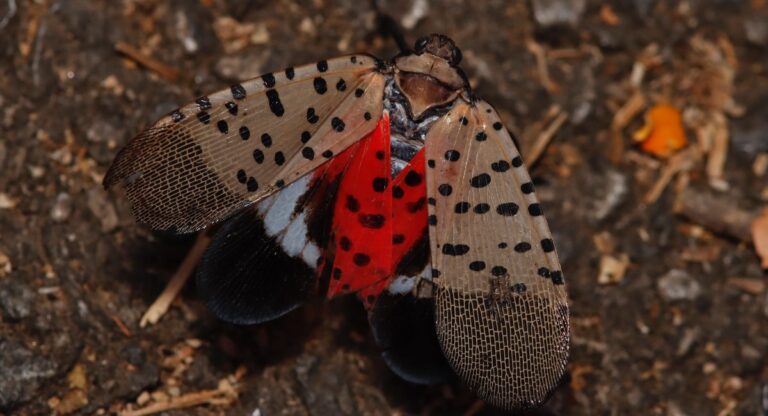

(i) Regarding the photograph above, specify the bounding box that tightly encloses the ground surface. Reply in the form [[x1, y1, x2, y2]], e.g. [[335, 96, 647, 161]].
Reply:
[[0, 0, 767, 415]]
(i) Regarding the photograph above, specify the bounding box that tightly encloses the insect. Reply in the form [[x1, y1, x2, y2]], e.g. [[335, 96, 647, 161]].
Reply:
[[104, 34, 569, 410]]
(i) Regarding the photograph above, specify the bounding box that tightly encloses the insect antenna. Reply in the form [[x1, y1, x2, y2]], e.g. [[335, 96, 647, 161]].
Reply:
[[370, 0, 409, 53]]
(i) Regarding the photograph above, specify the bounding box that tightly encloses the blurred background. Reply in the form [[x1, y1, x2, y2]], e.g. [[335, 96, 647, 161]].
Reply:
[[0, 0, 767, 414]]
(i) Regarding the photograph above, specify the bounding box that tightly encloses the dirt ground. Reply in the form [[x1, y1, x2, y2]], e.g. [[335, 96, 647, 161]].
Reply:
[[1, 0, 767, 415]]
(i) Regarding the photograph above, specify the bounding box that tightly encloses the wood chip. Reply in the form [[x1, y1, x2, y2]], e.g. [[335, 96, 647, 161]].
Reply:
[[599, 4, 621, 26], [597, 254, 630, 285], [705, 111, 729, 188], [752, 153, 768, 177], [609, 91, 645, 163], [675, 186, 759, 243], [751, 208, 768, 268], [726, 277, 765, 295]]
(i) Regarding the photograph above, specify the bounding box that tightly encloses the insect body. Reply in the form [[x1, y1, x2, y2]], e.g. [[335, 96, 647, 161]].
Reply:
[[104, 34, 569, 410]]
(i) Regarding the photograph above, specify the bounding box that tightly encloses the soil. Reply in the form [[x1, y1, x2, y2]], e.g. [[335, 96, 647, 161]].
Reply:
[[0, 0, 766, 415]]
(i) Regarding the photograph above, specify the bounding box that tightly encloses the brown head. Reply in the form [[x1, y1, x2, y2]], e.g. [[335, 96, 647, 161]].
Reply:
[[393, 34, 470, 120], [413, 34, 463, 66]]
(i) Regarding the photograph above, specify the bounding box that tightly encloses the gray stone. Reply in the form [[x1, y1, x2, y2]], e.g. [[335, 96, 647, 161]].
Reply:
[[657, 269, 702, 301], [50, 192, 72, 222], [0, 281, 34, 321], [531, 0, 586, 28], [0, 338, 57, 410]]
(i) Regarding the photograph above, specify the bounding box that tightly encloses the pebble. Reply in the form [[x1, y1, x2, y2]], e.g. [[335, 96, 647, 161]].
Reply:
[[531, 0, 586, 28], [744, 13, 768, 47], [0, 338, 57, 410], [675, 327, 700, 356], [214, 50, 269, 81], [657, 269, 702, 301], [0, 141, 6, 170], [86, 189, 118, 232], [730, 96, 768, 158], [632, 0, 655, 18], [0, 281, 34, 321], [0, 193, 16, 209], [86, 120, 119, 144], [50, 192, 72, 222]]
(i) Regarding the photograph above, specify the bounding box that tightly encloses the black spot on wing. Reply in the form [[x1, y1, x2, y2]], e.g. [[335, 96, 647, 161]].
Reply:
[[314, 77, 328, 94], [262, 73, 276, 88], [231, 84, 246, 100], [266, 90, 285, 116]]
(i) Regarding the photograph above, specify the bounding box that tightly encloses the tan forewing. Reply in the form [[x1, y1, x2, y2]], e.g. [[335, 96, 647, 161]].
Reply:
[[104, 55, 385, 233], [424, 99, 569, 409]]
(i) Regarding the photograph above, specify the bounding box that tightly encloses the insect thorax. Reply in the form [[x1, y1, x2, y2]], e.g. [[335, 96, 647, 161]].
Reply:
[[384, 77, 446, 178]]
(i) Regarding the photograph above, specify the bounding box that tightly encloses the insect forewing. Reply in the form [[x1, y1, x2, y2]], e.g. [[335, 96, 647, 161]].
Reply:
[[424, 100, 569, 409], [104, 55, 385, 233]]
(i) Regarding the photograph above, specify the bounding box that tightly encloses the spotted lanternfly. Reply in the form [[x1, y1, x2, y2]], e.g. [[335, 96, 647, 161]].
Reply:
[[104, 34, 569, 410]]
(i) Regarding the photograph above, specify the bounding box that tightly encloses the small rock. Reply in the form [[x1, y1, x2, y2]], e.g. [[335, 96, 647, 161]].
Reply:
[[86, 120, 119, 144], [214, 50, 269, 81], [0, 141, 6, 170], [531, 0, 586, 28], [573, 165, 629, 223], [175, 9, 199, 54], [0, 193, 16, 209], [657, 269, 702, 301], [744, 13, 768, 47], [86, 189, 118, 232], [54, 389, 88, 415], [666, 402, 688, 416], [401, 0, 429, 30], [121, 345, 147, 367], [170, 2, 217, 55], [0, 282, 34, 321], [50, 193, 73, 222], [28, 165, 45, 179], [597, 254, 629, 285], [632, 0, 655, 18], [675, 327, 700, 356], [0, 338, 58, 410], [0, 250, 10, 277], [730, 96, 768, 158]]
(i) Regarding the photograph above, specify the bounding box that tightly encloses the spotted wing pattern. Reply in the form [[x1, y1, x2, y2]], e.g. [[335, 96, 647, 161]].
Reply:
[[423, 100, 569, 408], [104, 55, 385, 233]]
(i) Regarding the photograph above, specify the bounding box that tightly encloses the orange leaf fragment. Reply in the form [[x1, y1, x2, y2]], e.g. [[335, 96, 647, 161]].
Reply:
[[634, 104, 687, 158], [751, 208, 768, 269], [600, 4, 621, 26]]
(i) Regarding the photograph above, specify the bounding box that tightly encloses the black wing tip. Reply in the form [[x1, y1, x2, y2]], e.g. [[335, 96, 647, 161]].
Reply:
[[197, 209, 317, 325], [369, 292, 456, 385]]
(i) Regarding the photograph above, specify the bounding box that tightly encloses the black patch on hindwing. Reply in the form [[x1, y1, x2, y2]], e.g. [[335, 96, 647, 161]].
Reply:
[[369, 292, 455, 384], [197, 209, 316, 325]]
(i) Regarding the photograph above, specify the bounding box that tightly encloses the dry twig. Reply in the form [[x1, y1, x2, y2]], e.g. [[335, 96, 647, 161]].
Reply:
[[526, 39, 559, 93], [525, 107, 568, 166], [643, 146, 700, 204], [120, 383, 238, 416], [115, 41, 180, 82], [140, 232, 212, 327], [674, 187, 759, 243]]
